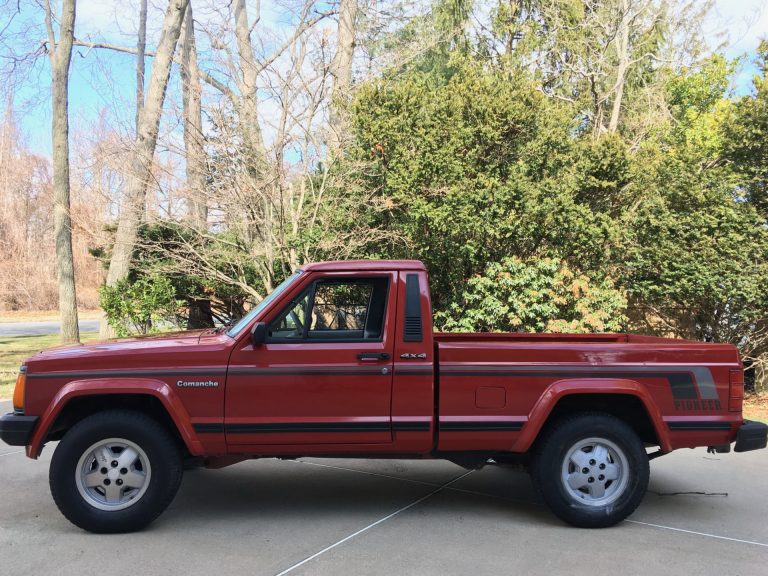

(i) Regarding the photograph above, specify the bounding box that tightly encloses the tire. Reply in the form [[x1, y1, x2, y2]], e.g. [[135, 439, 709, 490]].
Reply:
[[531, 412, 649, 528], [50, 410, 183, 533]]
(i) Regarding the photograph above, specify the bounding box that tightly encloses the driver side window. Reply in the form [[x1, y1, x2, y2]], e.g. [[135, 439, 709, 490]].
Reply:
[[267, 277, 388, 342], [268, 292, 310, 340]]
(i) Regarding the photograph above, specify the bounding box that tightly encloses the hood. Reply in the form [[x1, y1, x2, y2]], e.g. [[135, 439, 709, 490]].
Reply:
[[31, 329, 210, 362]]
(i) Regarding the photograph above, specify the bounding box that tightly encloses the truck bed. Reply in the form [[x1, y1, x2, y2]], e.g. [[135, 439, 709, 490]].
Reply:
[[433, 332, 742, 454]]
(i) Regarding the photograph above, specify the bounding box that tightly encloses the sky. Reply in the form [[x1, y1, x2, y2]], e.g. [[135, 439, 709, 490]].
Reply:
[[706, 0, 768, 87], [2, 0, 767, 158]]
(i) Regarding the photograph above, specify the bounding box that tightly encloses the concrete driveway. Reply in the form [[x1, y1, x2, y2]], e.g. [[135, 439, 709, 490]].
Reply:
[[1, 399, 766, 575]]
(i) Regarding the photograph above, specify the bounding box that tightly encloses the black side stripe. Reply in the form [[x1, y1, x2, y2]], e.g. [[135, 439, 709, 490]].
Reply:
[[441, 370, 699, 401], [229, 367, 386, 376], [28, 368, 226, 380], [440, 421, 525, 432], [395, 368, 434, 375], [393, 421, 431, 431], [194, 421, 433, 434], [225, 422, 391, 434], [667, 421, 732, 431], [193, 423, 224, 434], [29, 366, 393, 380]]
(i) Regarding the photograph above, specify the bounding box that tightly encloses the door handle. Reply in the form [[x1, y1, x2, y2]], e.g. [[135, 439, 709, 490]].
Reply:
[[357, 352, 391, 361]]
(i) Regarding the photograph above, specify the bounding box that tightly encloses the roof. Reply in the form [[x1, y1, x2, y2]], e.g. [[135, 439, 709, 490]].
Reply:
[[302, 259, 426, 272]]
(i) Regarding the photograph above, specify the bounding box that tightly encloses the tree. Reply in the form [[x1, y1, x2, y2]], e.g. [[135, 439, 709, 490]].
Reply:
[[136, 0, 147, 131], [617, 55, 768, 372], [350, 59, 620, 311], [328, 0, 358, 151], [180, 1, 206, 230], [44, 0, 79, 344], [102, 0, 190, 337], [723, 42, 768, 218], [232, 0, 267, 162], [721, 43, 768, 392]]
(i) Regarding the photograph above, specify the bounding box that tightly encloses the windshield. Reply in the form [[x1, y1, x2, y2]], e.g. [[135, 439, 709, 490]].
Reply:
[[226, 271, 303, 337]]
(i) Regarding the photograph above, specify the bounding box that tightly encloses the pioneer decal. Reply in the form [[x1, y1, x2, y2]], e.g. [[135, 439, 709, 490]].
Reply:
[[674, 399, 722, 412]]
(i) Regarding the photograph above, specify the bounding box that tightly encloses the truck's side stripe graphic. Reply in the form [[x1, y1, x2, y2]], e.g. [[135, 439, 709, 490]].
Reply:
[[193, 420, 513, 434], [223, 422, 391, 434], [30, 364, 717, 405], [192, 423, 225, 434], [27, 368, 227, 379], [439, 421, 524, 432], [439, 365, 718, 401], [229, 367, 387, 376], [192, 420, 731, 434], [27, 366, 390, 380], [666, 421, 732, 431], [392, 421, 431, 431]]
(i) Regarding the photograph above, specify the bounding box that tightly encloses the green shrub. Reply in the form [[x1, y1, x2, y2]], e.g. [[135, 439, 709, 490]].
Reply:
[[436, 257, 627, 333], [99, 276, 184, 337]]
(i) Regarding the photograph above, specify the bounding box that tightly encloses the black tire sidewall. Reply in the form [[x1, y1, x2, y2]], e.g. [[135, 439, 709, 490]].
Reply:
[[50, 410, 182, 533], [533, 413, 650, 528]]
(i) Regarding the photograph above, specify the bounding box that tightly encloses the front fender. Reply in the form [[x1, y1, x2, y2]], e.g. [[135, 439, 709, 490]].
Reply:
[[511, 378, 671, 453], [26, 378, 204, 458]]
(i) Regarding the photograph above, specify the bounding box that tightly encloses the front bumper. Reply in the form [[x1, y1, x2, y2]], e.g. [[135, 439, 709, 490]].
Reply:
[[0, 413, 38, 447], [734, 420, 768, 453]]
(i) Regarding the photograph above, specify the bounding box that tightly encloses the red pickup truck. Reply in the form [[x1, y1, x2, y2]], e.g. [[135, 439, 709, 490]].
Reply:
[[2, 260, 766, 533]]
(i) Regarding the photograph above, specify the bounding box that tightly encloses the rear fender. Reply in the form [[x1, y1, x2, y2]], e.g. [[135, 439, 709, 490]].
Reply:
[[26, 378, 204, 458], [512, 378, 671, 453]]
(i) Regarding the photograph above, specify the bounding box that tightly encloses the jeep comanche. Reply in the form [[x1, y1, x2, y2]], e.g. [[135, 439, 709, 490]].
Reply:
[[1, 260, 766, 533]]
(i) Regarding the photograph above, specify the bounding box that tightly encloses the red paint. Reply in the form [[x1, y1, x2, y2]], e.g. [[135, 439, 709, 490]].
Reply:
[[8, 260, 750, 462]]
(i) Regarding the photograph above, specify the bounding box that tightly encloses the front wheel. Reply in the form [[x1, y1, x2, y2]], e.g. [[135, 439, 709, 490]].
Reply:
[[531, 413, 649, 528], [50, 410, 183, 533]]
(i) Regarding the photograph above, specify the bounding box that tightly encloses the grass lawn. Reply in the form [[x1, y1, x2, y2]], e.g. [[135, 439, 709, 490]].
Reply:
[[744, 394, 768, 424], [0, 333, 98, 400]]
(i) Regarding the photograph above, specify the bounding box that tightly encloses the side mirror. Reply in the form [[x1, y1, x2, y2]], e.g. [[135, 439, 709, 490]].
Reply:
[[251, 322, 267, 346]]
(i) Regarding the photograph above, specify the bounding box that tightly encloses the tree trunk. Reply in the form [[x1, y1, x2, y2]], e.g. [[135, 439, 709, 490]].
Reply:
[[505, 1, 519, 55], [233, 0, 266, 162], [180, 1, 207, 230], [102, 0, 189, 338], [46, 0, 80, 344], [328, 0, 357, 152], [755, 354, 768, 395], [136, 0, 147, 132], [608, 0, 630, 134]]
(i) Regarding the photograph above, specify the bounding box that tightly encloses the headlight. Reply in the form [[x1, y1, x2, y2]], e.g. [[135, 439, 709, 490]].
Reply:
[[12, 366, 26, 413]]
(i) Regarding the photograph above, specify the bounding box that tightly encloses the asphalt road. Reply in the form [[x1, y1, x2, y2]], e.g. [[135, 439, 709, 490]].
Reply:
[[0, 320, 100, 337], [1, 399, 766, 576]]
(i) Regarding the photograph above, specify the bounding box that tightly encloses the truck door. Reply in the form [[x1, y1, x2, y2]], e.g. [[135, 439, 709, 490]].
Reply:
[[225, 271, 396, 446]]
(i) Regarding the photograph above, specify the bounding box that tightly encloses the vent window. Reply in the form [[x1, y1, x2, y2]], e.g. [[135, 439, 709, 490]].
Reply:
[[404, 274, 423, 342]]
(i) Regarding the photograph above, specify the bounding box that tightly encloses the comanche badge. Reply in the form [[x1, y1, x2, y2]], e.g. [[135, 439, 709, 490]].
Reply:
[[176, 380, 219, 388]]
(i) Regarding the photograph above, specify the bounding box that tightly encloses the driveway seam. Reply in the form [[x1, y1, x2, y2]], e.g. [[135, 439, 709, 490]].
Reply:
[[625, 520, 768, 548], [291, 459, 768, 549], [292, 459, 539, 507], [273, 469, 475, 576]]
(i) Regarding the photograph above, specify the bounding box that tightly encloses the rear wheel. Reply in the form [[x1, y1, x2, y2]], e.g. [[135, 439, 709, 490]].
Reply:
[[531, 413, 649, 528], [50, 410, 182, 533]]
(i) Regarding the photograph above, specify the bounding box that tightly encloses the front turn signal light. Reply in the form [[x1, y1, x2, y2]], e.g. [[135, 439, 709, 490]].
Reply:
[[13, 368, 26, 412]]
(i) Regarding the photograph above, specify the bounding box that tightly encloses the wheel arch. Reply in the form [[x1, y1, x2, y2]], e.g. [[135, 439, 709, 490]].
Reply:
[[513, 378, 671, 454], [27, 379, 204, 459]]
